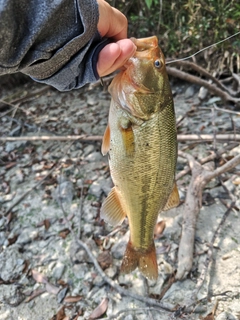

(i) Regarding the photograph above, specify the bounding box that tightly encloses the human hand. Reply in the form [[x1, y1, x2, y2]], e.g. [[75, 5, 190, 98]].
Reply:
[[96, 0, 136, 77]]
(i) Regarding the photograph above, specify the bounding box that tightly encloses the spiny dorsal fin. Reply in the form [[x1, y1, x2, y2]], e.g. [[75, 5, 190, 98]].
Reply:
[[163, 182, 180, 211], [100, 187, 126, 226], [101, 124, 110, 156]]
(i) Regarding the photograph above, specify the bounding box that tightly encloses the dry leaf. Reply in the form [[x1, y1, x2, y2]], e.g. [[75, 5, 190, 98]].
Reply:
[[31, 269, 48, 284], [8, 234, 18, 245], [50, 306, 67, 320], [154, 220, 166, 239], [88, 297, 108, 320], [25, 288, 46, 303], [5, 162, 17, 169], [200, 313, 214, 320], [64, 295, 83, 303], [43, 219, 51, 230], [46, 282, 60, 295], [59, 228, 70, 239], [97, 251, 112, 270]]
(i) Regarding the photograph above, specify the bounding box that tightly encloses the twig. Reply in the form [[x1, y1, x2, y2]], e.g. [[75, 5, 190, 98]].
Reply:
[[170, 60, 237, 97], [167, 66, 240, 103], [213, 102, 240, 115], [1, 133, 240, 142], [77, 185, 84, 240], [176, 142, 239, 180], [0, 135, 102, 142]]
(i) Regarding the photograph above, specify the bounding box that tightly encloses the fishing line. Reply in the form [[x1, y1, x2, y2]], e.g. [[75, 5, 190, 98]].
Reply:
[[166, 31, 240, 65]]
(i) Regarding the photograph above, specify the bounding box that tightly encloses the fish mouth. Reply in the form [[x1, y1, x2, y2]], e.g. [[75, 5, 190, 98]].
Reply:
[[130, 36, 159, 58]]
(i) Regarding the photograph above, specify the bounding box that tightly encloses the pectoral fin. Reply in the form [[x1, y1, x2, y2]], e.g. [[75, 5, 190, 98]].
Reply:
[[119, 118, 135, 156], [163, 182, 180, 211], [100, 187, 126, 226], [101, 124, 110, 156]]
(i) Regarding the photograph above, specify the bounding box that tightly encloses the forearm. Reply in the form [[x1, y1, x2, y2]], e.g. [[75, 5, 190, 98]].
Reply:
[[0, 0, 106, 90]]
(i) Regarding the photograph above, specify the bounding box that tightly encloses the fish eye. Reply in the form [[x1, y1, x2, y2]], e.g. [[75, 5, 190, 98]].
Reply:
[[154, 59, 161, 68]]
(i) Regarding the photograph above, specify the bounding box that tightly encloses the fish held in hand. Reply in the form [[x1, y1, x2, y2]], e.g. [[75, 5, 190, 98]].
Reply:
[[101, 36, 179, 280]]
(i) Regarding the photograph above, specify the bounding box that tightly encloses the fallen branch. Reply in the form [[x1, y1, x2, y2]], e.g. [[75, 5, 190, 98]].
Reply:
[[0, 133, 240, 142], [0, 135, 102, 142], [167, 66, 240, 104], [176, 142, 239, 180], [170, 60, 237, 97], [176, 151, 240, 280]]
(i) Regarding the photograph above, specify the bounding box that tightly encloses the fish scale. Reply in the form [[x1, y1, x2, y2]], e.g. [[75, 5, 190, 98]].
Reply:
[[101, 36, 180, 280]]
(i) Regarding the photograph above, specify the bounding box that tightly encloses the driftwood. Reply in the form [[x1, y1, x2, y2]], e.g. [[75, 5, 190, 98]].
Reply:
[[176, 151, 240, 280]]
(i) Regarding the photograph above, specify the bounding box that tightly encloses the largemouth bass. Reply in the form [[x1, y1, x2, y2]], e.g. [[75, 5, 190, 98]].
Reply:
[[101, 36, 179, 280]]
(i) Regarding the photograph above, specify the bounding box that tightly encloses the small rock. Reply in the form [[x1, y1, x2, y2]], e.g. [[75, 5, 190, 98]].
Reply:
[[216, 312, 235, 320], [85, 151, 104, 162], [105, 265, 118, 278], [52, 262, 65, 280], [89, 180, 103, 198], [0, 245, 25, 281], [73, 263, 90, 280], [57, 287, 68, 304], [16, 227, 39, 245], [83, 145, 95, 156], [148, 275, 165, 296], [185, 86, 195, 99], [54, 180, 74, 205], [162, 279, 195, 304], [81, 122, 93, 134], [124, 315, 134, 320], [83, 223, 93, 236], [32, 163, 45, 172], [0, 284, 25, 305], [5, 141, 27, 153], [198, 86, 209, 100], [0, 231, 6, 246], [93, 274, 105, 287], [87, 95, 97, 106], [111, 232, 129, 259]]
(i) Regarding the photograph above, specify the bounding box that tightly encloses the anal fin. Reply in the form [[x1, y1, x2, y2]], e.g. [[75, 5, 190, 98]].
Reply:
[[121, 241, 158, 280], [163, 181, 180, 211], [100, 187, 126, 226]]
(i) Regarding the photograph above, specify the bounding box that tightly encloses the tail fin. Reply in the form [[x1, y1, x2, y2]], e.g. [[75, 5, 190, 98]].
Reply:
[[121, 241, 158, 280]]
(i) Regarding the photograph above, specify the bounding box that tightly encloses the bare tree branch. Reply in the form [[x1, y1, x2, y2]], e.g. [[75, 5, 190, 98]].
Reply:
[[167, 66, 240, 103], [0, 133, 240, 142]]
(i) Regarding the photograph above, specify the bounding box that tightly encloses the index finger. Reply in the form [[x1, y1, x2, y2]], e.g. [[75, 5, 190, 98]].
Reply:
[[97, 1, 128, 40]]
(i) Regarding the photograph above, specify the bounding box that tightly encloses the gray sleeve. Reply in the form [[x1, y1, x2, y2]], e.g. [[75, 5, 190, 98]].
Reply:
[[0, 0, 108, 91]]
